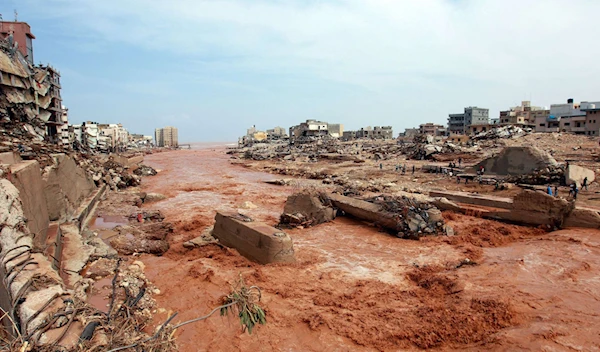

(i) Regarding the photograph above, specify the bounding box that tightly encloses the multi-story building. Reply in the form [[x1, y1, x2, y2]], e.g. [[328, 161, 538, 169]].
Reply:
[[59, 106, 70, 146], [155, 126, 178, 147], [0, 21, 35, 64], [583, 104, 600, 136], [419, 123, 444, 136], [499, 101, 546, 128], [82, 121, 99, 149], [448, 107, 489, 134], [98, 123, 129, 151], [0, 22, 66, 144]]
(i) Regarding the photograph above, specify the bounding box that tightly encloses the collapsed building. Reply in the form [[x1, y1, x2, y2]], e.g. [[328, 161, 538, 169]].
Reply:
[[239, 125, 288, 146], [0, 38, 65, 143], [343, 126, 393, 140], [289, 119, 343, 144]]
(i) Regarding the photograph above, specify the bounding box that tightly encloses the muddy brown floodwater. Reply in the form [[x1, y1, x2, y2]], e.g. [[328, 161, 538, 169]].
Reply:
[[137, 145, 600, 351]]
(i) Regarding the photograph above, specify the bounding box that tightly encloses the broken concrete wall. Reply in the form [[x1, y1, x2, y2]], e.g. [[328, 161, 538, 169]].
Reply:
[[0, 179, 71, 340], [565, 165, 595, 188], [213, 212, 295, 264], [474, 146, 558, 175], [112, 154, 144, 167], [8, 160, 50, 246], [43, 154, 97, 221]]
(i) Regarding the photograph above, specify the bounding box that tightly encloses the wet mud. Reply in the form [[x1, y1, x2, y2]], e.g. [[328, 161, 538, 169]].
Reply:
[[136, 145, 600, 351]]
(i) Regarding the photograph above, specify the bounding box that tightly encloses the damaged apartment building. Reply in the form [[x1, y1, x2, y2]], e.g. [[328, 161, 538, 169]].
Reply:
[[0, 20, 68, 144], [343, 126, 393, 140], [289, 119, 343, 144]]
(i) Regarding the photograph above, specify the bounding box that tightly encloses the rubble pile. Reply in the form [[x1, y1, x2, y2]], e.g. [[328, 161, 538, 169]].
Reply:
[[504, 165, 565, 185], [134, 164, 158, 176], [232, 135, 480, 164], [365, 194, 447, 239], [472, 125, 531, 141]]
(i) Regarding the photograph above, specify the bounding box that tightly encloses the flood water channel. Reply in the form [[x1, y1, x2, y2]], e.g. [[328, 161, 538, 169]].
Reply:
[[102, 144, 600, 351]]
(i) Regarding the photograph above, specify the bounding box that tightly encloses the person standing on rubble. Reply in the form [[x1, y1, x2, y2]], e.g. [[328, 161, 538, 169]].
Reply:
[[583, 177, 589, 191], [412, 165, 415, 174], [554, 185, 559, 197], [547, 185, 553, 196], [458, 158, 462, 168]]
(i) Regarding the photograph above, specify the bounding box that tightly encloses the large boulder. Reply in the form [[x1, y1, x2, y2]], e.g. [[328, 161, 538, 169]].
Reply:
[[280, 191, 336, 227], [475, 147, 557, 175], [566, 165, 595, 188]]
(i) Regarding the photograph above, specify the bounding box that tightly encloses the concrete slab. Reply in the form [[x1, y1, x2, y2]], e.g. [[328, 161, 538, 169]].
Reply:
[[44, 154, 96, 221], [9, 160, 49, 246], [329, 193, 399, 230], [429, 190, 513, 210], [212, 212, 295, 264]]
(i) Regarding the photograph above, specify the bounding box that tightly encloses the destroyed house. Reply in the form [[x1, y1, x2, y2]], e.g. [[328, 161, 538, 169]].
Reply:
[[289, 119, 343, 142], [344, 126, 393, 140]]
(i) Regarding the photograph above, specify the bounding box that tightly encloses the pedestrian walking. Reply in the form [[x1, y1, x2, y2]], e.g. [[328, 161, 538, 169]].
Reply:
[[583, 177, 588, 191], [456, 175, 460, 184]]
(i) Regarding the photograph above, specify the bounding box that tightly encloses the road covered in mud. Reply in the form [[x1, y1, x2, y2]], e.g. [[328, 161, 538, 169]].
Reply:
[[137, 145, 600, 351]]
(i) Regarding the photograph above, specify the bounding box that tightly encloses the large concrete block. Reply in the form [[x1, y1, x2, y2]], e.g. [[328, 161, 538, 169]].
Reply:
[[282, 192, 335, 226], [212, 212, 295, 264], [111, 154, 144, 167], [328, 193, 398, 230], [566, 165, 595, 188], [475, 147, 557, 175], [9, 160, 49, 245], [43, 154, 96, 221], [563, 207, 600, 229], [0, 151, 22, 165]]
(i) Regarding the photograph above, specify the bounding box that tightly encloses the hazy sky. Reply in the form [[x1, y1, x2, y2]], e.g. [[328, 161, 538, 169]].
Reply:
[[2, 0, 599, 142]]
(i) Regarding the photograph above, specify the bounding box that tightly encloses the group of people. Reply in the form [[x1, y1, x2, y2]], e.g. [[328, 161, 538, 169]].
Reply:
[[546, 177, 588, 200], [448, 157, 463, 169], [393, 164, 415, 175]]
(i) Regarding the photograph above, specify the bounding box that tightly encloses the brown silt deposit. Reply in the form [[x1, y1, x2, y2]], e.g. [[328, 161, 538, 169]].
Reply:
[[132, 144, 600, 351]]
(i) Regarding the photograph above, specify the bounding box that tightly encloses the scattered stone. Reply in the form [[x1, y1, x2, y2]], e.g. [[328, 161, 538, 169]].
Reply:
[[133, 164, 158, 176]]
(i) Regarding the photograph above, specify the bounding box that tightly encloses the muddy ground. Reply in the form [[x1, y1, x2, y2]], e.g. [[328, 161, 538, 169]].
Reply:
[[94, 145, 600, 351]]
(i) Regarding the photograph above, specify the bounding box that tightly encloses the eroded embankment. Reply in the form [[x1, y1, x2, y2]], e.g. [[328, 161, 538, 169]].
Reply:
[[127, 147, 600, 352]]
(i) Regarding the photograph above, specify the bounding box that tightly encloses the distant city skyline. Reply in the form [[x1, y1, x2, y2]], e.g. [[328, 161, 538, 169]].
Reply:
[[2, 0, 599, 142]]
